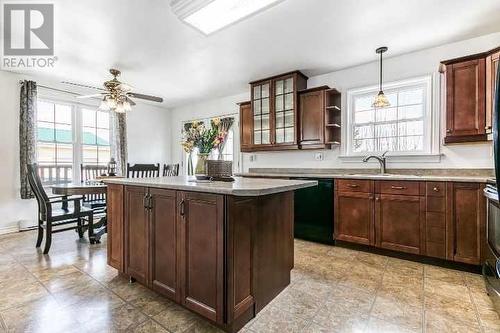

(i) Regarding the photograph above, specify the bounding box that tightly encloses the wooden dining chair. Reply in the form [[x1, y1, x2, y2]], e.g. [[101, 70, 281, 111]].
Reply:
[[80, 164, 107, 182], [127, 163, 160, 178], [163, 164, 179, 177], [27, 164, 94, 254], [80, 164, 107, 212]]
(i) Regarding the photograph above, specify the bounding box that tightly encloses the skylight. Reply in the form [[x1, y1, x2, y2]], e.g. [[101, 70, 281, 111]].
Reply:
[[171, 0, 284, 35]]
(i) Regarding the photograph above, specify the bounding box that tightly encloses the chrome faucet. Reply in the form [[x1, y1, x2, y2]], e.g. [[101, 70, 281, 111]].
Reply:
[[362, 151, 388, 174]]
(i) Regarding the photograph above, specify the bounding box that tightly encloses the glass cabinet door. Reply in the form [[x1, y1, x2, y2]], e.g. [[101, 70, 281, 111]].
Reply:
[[252, 83, 270, 145], [274, 77, 295, 143]]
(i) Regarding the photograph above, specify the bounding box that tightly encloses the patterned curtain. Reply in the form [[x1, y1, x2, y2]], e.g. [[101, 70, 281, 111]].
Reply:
[[19, 80, 37, 199], [111, 112, 127, 176], [216, 117, 234, 160]]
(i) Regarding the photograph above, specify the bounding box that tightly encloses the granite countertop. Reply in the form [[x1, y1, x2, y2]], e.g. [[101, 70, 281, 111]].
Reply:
[[104, 176, 317, 196], [236, 168, 495, 183]]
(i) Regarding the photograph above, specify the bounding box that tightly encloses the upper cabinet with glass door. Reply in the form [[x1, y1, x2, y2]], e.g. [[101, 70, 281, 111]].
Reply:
[[243, 71, 307, 152]]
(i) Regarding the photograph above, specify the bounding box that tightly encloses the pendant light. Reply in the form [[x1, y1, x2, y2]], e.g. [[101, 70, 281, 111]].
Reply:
[[372, 46, 390, 108]]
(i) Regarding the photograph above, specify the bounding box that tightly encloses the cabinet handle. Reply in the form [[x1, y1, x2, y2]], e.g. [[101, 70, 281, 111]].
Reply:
[[433, 187, 440, 192], [148, 195, 153, 210], [375, 197, 380, 201], [180, 200, 185, 216], [486, 125, 492, 130], [446, 129, 452, 133], [391, 186, 406, 190], [348, 184, 359, 188], [143, 194, 149, 209]]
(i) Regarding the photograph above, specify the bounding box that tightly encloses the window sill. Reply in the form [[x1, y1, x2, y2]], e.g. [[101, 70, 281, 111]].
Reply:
[[338, 153, 443, 163]]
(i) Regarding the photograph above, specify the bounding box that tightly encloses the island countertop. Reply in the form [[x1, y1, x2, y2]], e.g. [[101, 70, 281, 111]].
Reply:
[[103, 176, 317, 196]]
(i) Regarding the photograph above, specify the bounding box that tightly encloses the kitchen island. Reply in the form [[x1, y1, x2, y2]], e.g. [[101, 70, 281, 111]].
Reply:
[[104, 176, 317, 332]]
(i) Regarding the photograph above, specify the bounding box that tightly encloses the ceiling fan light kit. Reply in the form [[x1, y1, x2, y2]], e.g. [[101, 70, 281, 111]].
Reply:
[[372, 46, 390, 109], [75, 69, 163, 113]]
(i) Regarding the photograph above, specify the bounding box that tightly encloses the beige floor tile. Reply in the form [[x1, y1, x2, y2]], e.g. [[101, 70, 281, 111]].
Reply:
[[131, 319, 170, 333], [386, 257, 424, 276], [290, 275, 336, 298], [370, 295, 423, 331], [476, 303, 500, 331], [424, 265, 465, 284], [248, 306, 308, 333], [365, 317, 421, 333], [424, 293, 478, 325], [270, 288, 323, 320], [129, 292, 176, 317], [424, 277, 471, 303], [424, 309, 481, 333], [0, 280, 49, 311], [153, 304, 199, 333]]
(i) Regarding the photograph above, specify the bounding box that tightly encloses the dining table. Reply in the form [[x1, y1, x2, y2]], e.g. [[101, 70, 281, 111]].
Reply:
[[51, 182, 108, 243]]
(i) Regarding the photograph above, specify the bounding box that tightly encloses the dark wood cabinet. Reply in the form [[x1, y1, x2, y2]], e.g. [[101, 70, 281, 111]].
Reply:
[[239, 101, 253, 150], [124, 186, 150, 285], [444, 57, 486, 143], [107, 184, 124, 271], [178, 191, 224, 323], [375, 194, 425, 255], [446, 182, 486, 265], [150, 188, 178, 302], [335, 191, 374, 245], [334, 179, 485, 264], [486, 49, 499, 135]]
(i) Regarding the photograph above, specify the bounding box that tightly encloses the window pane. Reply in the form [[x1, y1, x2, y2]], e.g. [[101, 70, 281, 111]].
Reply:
[[284, 78, 293, 93], [284, 111, 294, 127], [55, 104, 72, 124], [253, 100, 261, 114], [276, 112, 284, 128], [398, 120, 423, 136], [375, 107, 397, 122], [37, 122, 55, 142], [276, 128, 284, 143], [399, 136, 423, 151], [96, 111, 110, 129], [37, 142, 56, 163], [399, 88, 423, 105], [354, 125, 373, 140], [262, 114, 269, 130], [375, 123, 397, 138], [377, 137, 397, 152], [82, 145, 98, 164], [83, 127, 97, 144], [353, 139, 374, 153], [253, 116, 261, 131], [253, 85, 261, 99], [254, 131, 261, 144], [55, 124, 72, 143], [284, 93, 293, 110], [96, 128, 110, 146], [56, 143, 73, 164], [354, 95, 373, 112], [275, 95, 283, 111], [262, 98, 269, 114], [275, 80, 283, 95], [285, 127, 294, 142], [262, 84, 269, 98], [37, 101, 54, 122], [355, 110, 374, 124], [262, 131, 270, 144], [82, 109, 96, 127], [98, 146, 111, 165], [399, 105, 423, 120]]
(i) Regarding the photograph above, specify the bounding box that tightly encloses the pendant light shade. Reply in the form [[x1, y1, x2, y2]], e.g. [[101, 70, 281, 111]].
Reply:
[[372, 46, 390, 108]]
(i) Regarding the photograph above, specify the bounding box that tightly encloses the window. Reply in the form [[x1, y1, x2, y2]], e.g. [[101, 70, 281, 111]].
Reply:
[[36, 99, 111, 184], [347, 76, 432, 156]]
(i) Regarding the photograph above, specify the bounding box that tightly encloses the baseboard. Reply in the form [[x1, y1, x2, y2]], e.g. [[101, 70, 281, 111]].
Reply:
[[0, 225, 20, 235]]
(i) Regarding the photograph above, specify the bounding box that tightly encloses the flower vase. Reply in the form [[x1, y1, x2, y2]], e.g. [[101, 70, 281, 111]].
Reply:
[[187, 152, 194, 176], [195, 153, 209, 175]]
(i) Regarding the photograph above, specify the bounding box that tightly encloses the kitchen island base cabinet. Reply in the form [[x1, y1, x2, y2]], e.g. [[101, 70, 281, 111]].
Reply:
[[107, 185, 294, 332]]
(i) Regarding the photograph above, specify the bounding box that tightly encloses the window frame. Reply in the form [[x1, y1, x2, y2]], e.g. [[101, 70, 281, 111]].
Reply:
[[36, 97, 111, 184], [345, 75, 435, 157]]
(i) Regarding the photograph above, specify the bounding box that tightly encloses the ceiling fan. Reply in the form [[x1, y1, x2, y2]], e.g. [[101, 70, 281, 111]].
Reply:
[[74, 69, 164, 113]]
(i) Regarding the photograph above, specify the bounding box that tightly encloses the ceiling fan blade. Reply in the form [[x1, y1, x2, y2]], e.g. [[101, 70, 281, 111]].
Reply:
[[126, 97, 136, 106], [76, 93, 106, 99], [127, 92, 163, 103], [61, 81, 106, 91]]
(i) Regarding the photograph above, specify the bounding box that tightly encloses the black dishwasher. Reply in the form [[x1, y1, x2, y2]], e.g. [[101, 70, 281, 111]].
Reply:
[[292, 178, 334, 244]]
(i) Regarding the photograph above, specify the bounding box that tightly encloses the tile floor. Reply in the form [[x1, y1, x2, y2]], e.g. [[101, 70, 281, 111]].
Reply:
[[0, 230, 499, 333]]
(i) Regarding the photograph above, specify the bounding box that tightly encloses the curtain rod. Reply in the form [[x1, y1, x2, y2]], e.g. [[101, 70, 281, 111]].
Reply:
[[19, 80, 83, 96]]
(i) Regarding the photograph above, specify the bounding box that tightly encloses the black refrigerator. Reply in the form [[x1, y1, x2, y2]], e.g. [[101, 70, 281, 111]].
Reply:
[[483, 61, 500, 314]]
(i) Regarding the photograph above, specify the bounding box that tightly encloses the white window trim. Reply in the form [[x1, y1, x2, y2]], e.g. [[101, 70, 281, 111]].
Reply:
[[36, 95, 111, 183], [341, 74, 441, 162]]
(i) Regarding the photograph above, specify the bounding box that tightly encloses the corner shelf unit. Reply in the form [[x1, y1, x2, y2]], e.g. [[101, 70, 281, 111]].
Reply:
[[325, 88, 341, 146]]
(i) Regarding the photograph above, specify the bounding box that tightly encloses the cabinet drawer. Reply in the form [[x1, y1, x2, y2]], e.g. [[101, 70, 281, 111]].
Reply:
[[377, 181, 421, 196], [426, 182, 445, 197], [427, 197, 446, 213], [337, 179, 373, 193]]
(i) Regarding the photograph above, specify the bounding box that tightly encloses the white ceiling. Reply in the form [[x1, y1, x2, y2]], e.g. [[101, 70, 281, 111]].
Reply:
[[6, 0, 500, 108]]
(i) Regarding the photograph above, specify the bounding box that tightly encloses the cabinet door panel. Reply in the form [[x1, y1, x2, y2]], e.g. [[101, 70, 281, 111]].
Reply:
[[107, 184, 124, 272], [239, 102, 253, 149], [125, 186, 149, 284], [299, 90, 324, 145], [445, 59, 486, 141], [179, 192, 224, 324], [376, 194, 424, 254], [334, 191, 374, 245], [447, 183, 486, 265], [150, 188, 178, 301], [486, 51, 499, 134]]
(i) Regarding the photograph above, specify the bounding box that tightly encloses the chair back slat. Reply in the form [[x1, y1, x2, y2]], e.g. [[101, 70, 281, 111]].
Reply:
[[163, 164, 179, 177], [81, 164, 107, 183], [127, 163, 160, 178], [27, 163, 50, 218]]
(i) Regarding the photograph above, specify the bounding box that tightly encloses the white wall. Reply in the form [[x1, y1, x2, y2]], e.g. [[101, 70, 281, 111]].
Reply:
[[170, 32, 500, 172], [0, 70, 171, 233]]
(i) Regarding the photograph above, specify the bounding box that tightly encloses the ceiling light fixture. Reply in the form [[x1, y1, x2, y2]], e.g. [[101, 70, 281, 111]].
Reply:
[[171, 0, 284, 35], [372, 46, 390, 109]]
